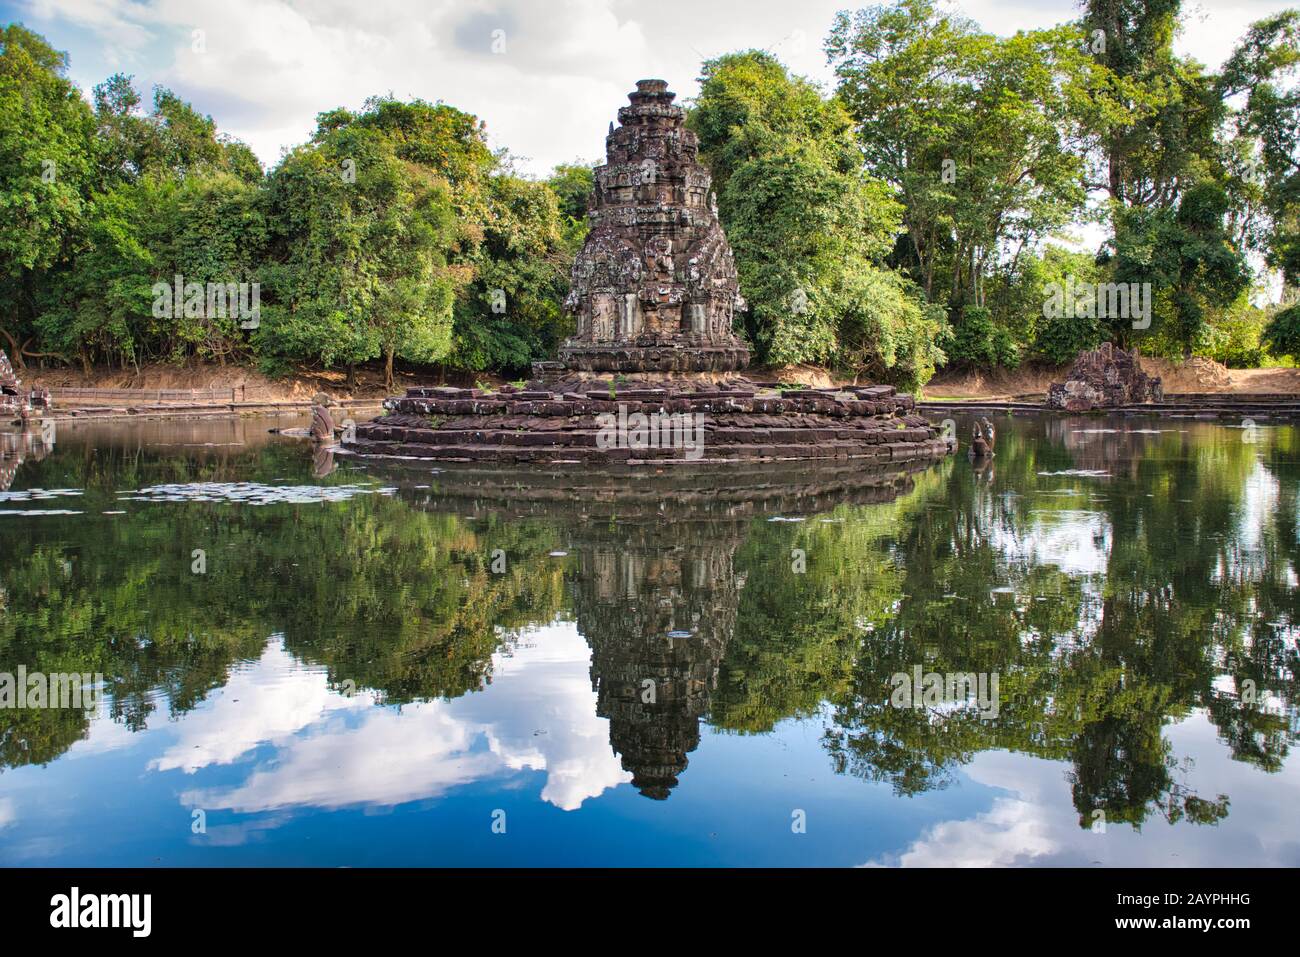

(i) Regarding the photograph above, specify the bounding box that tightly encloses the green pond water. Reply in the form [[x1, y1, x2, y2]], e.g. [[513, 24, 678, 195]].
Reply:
[[0, 412, 1296, 866]]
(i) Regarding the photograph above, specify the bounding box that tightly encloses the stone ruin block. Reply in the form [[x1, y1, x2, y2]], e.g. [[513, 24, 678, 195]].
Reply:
[[1045, 343, 1163, 412], [1, 350, 33, 421]]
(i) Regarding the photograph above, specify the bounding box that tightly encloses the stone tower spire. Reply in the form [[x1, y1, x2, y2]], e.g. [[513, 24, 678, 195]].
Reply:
[[560, 79, 750, 373]]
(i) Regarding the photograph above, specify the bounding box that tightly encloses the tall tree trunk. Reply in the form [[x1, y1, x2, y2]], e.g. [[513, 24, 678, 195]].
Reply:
[[0, 326, 23, 370]]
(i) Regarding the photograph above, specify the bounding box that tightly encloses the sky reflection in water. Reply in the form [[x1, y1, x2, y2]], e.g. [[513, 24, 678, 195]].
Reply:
[[0, 413, 1297, 866]]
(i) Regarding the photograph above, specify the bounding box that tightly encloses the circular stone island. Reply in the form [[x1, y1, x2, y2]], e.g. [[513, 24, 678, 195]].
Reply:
[[340, 374, 954, 466]]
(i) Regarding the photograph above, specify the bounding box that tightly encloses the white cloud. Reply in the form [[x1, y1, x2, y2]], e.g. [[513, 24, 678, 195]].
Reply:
[[64, 699, 145, 757], [1177, 0, 1288, 71], [990, 507, 1113, 578], [16, 1, 1294, 175], [21, 0, 658, 173], [180, 701, 503, 812], [26, 0, 156, 52], [15, 0, 1294, 188]]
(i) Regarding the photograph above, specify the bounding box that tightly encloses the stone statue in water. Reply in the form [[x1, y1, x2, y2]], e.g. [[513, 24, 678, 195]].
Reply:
[[969, 417, 996, 459]]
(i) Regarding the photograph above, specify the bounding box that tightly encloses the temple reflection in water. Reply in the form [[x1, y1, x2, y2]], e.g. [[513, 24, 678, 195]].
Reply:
[[0, 429, 52, 492], [575, 509, 741, 797], [386, 457, 937, 798]]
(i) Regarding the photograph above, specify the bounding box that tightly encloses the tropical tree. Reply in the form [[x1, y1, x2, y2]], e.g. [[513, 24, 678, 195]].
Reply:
[[690, 49, 946, 389], [0, 25, 95, 366], [827, 0, 1096, 364], [259, 99, 489, 385], [447, 171, 579, 376]]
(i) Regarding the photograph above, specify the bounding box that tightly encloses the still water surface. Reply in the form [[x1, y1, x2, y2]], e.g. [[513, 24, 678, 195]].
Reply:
[[0, 413, 1297, 866]]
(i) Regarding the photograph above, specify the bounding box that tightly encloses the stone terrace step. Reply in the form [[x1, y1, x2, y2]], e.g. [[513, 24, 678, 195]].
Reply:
[[345, 436, 949, 464]]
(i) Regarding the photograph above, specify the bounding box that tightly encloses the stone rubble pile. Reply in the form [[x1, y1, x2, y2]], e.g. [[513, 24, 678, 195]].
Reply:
[[1, 350, 49, 423], [1045, 343, 1163, 411]]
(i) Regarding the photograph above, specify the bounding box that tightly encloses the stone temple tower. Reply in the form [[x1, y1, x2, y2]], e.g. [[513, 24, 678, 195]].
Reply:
[[559, 79, 750, 374], [345, 81, 955, 467]]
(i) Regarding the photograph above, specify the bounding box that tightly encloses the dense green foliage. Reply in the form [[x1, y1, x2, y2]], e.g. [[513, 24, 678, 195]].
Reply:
[[828, 2, 1095, 368], [823, 0, 1299, 372], [3, 3, 1300, 385], [690, 51, 948, 390], [257, 99, 480, 384], [0, 25, 584, 384]]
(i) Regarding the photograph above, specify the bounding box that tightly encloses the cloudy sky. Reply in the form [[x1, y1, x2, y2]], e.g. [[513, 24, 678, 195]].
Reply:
[[2, 0, 1294, 176]]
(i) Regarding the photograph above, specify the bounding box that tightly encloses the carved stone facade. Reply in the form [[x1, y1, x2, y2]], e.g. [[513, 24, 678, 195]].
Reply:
[[1, 352, 51, 490], [559, 80, 749, 373], [1, 349, 18, 395]]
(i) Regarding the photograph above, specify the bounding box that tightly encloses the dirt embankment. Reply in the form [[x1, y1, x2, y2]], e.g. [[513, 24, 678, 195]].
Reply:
[[23, 362, 496, 403], [747, 358, 1300, 398], [22, 360, 841, 401], [922, 357, 1300, 399], [17, 356, 1300, 404]]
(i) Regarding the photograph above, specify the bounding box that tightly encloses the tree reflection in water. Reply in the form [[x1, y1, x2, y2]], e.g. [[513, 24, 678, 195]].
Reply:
[[0, 415, 1296, 833]]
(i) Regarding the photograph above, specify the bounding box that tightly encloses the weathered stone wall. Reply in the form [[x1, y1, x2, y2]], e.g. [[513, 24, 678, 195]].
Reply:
[[1, 350, 30, 422], [347, 380, 950, 465], [0, 350, 16, 390]]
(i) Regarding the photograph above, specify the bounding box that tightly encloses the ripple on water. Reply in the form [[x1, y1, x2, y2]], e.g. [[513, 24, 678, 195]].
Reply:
[[0, 488, 86, 516], [0, 488, 84, 502], [1070, 428, 1186, 435], [115, 482, 398, 505]]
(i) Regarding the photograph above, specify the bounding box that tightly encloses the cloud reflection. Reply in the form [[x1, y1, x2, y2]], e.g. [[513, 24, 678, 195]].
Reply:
[[165, 624, 630, 814], [865, 713, 1300, 867]]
